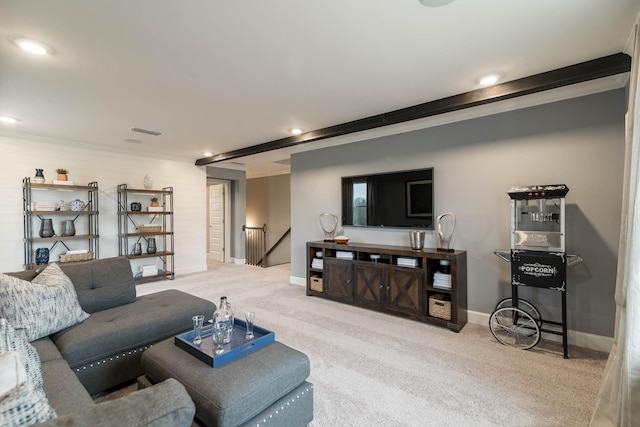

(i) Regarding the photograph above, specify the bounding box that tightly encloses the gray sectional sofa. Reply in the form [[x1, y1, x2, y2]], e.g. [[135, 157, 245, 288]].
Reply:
[[3, 256, 216, 426]]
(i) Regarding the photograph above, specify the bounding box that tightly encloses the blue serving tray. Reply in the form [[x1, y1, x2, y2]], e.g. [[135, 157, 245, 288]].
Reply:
[[174, 318, 275, 368]]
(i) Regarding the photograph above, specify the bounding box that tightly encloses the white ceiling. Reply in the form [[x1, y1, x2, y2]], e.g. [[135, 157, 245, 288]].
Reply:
[[1, 1, 639, 178]]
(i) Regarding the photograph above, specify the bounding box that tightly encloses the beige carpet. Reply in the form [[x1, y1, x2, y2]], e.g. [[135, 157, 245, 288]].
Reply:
[[133, 262, 607, 427]]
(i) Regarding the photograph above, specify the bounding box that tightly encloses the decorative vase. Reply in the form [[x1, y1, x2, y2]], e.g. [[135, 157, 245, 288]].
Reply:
[[62, 220, 76, 236], [144, 175, 153, 190], [35, 248, 49, 265], [319, 213, 339, 241], [69, 199, 86, 212], [39, 219, 54, 238], [150, 200, 159, 207], [436, 212, 456, 252], [34, 169, 45, 184], [147, 238, 157, 254], [133, 242, 142, 256]]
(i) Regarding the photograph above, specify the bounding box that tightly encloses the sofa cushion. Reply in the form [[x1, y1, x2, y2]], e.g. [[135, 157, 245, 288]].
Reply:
[[40, 359, 93, 416], [0, 351, 56, 426], [51, 289, 215, 368], [28, 339, 62, 364], [0, 264, 89, 341], [58, 257, 136, 314]]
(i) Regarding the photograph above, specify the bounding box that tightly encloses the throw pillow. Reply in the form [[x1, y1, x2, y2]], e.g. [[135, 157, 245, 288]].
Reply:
[[0, 264, 89, 341], [0, 352, 27, 396], [0, 351, 56, 426], [0, 319, 43, 393]]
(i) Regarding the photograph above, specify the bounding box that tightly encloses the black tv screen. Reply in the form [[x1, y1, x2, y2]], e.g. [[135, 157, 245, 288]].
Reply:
[[341, 168, 434, 229]]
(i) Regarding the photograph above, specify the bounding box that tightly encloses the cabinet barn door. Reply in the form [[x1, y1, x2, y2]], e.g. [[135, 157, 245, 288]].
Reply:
[[354, 263, 384, 307], [386, 267, 423, 315], [324, 259, 353, 301]]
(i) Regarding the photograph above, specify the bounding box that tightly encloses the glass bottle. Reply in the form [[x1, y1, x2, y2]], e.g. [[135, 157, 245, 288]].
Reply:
[[213, 297, 233, 344]]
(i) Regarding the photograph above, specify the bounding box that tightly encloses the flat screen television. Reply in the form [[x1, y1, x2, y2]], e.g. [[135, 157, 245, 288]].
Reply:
[[341, 168, 434, 229]]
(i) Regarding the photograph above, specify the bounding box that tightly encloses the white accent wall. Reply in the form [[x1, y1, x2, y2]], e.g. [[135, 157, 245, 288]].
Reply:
[[0, 134, 208, 275]]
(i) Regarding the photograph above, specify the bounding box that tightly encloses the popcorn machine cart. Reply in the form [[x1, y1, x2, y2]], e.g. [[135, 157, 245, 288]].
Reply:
[[491, 184, 582, 358]]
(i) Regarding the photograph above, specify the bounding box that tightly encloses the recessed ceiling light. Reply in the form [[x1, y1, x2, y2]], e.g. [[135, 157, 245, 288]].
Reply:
[[203, 152, 213, 156], [12, 38, 51, 55], [479, 74, 500, 86], [419, 0, 456, 7], [289, 128, 303, 135], [0, 116, 19, 124]]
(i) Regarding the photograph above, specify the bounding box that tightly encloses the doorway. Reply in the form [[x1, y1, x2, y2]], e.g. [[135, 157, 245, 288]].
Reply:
[[207, 181, 230, 263]]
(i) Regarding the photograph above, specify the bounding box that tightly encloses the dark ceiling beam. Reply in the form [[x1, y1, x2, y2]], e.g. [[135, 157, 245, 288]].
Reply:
[[195, 53, 631, 166]]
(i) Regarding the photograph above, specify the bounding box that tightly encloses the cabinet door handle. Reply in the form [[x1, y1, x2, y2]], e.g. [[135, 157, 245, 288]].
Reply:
[[379, 284, 384, 289]]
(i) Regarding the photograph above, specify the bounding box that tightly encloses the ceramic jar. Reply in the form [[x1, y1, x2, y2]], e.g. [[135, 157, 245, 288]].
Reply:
[[69, 199, 86, 212], [39, 219, 54, 238], [35, 248, 49, 265]]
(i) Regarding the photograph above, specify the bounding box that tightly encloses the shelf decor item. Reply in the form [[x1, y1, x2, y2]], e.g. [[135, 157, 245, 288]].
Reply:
[[39, 218, 54, 238], [147, 237, 157, 254], [35, 248, 49, 265], [150, 197, 159, 207], [436, 212, 456, 252], [319, 213, 339, 241], [59, 251, 94, 263], [69, 199, 86, 212], [55, 168, 68, 181], [62, 219, 76, 236], [144, 175, 153, 190], [130, 202, 142, 211], [34, 169, 45, 183], [409, 230, 425, 250], [133, 242, 142, 256]]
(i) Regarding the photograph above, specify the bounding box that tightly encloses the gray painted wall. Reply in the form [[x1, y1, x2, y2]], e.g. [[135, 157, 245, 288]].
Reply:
[[290, 89, 626, 337], [206, 166, 246, 260], [246, 174, 291, 266]]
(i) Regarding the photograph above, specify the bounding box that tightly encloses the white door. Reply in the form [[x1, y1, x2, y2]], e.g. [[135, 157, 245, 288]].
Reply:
[[209, 184, 225, 262]]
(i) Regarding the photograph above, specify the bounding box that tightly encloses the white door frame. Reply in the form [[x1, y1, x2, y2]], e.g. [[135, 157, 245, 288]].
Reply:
[[207, 180, 231, 263]]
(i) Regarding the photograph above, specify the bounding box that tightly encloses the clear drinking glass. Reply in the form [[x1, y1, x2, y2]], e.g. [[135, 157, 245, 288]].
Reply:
[[212, 323, 227, 354], [192, 315, 204, 345], [245, 311, 256, 340]]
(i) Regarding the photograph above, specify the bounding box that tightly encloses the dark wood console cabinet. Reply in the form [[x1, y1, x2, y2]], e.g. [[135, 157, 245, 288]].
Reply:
[[306, 241, 467, 332]]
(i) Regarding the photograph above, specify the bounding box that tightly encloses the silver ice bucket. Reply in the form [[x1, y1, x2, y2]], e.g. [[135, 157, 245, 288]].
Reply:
[[409, 231, 425, 250]]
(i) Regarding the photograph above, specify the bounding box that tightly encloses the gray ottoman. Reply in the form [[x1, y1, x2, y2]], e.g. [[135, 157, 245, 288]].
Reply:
[[140, 339, 313, 427]]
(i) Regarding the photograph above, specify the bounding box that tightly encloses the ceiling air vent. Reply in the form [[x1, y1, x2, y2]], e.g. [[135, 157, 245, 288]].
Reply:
[[130, 127, 162, 136]]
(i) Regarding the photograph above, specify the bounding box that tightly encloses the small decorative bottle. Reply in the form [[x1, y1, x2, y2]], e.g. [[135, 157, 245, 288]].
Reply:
[[34, 169, 45, 184], [213, 297, 233, 344]]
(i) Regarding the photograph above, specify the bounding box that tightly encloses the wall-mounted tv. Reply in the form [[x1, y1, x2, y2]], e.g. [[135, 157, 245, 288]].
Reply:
[[341, 168, 434, 229]]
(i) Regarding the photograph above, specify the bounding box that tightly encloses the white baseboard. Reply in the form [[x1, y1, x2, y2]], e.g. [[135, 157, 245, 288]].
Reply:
[[468, 310, 613, 353], [290, 276, 306, 286], [291, 274, 612, 353], [176, 264, 208, 275], [233, 258, 246, 265]]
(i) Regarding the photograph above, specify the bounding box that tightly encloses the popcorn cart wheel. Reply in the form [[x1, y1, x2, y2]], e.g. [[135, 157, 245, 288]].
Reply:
[[489, 306, 541, 350]]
